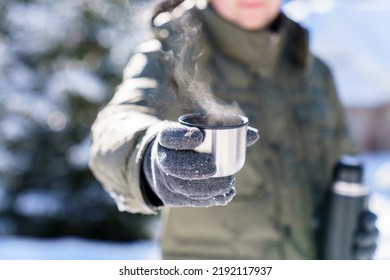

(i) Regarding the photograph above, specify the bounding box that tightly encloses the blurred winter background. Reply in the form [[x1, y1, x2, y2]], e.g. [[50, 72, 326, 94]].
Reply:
[[0, 0, 389, 259]]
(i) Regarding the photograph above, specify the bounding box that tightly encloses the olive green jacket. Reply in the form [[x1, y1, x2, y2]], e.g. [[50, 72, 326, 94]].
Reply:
[[89, 2, 356, 259]]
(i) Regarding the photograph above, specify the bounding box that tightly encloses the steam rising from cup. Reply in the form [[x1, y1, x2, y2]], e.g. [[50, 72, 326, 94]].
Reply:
[[167, 10, 245, 118]]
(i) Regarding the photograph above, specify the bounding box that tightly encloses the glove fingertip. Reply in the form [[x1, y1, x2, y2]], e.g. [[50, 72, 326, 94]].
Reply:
[[354, 244, 377, 260], [159, 125, 203, 150], [361, 210, 378, 231], [157, 146, 216, 179]]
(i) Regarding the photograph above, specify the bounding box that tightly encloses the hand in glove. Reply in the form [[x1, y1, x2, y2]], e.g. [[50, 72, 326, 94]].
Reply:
[[142, 123, 259, 208], [352, 210, 379, 259]]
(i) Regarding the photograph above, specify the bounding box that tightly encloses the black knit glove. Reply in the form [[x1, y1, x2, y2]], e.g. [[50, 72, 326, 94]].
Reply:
[[143, 123, 259, 208], [352, 210, 379, 259]]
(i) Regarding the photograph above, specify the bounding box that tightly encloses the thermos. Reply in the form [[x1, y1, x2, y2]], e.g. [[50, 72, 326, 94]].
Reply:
[[320, 155, 369, 259]]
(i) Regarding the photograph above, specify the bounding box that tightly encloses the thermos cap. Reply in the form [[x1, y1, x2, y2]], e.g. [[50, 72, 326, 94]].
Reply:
[[333, 155, 363, 183]]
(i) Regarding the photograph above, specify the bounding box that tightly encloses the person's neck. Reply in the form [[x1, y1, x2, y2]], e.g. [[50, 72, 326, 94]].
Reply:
[[197, 5, 287, 78]]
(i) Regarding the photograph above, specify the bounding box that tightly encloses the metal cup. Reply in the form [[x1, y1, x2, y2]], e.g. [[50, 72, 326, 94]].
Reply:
[[178, 113, 248, 177]]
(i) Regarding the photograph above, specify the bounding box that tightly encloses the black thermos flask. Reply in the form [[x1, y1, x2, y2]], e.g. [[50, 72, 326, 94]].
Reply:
[[320, 155, 369, 259]]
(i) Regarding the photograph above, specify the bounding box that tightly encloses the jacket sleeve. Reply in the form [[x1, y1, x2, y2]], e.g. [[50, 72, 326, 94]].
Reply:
[[89, 39, 178, 215]]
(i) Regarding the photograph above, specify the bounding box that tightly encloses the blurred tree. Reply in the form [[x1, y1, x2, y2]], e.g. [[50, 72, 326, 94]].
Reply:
[[0, 0, 158, 241]]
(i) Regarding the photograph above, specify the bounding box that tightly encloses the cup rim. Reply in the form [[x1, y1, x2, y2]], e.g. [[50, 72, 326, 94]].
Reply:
[[178, 113, 248, 130]]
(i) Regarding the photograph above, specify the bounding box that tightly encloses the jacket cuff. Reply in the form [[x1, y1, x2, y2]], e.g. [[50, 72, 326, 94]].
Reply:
[[140, 140, 164, 209], [126, 120, 172, 214]]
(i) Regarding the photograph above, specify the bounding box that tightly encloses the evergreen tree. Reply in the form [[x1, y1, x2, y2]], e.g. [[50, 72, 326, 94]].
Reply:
[[0, 0, 158, 241]]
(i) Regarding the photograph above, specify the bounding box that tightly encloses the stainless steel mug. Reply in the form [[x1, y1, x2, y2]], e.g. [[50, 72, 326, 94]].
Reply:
[[179, 113, 248, 177]]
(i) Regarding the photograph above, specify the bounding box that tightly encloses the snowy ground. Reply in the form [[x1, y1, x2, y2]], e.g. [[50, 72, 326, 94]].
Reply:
[[0, 152, 389, 260], [0, 237, 161, 260]]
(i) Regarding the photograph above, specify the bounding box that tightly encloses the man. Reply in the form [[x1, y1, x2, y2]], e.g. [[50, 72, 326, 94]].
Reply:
[[89, 0, 377, 259]]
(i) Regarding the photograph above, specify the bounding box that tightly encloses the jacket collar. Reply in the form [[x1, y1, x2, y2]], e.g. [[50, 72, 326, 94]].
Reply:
[[196, 5, 310, 78]]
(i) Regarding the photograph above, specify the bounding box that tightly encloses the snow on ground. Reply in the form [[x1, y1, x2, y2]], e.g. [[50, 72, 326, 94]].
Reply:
[[0, 237, 161, 260]]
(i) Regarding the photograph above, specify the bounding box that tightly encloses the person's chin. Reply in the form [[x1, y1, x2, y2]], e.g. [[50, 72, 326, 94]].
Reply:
[[236, 18, 269, 30]]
